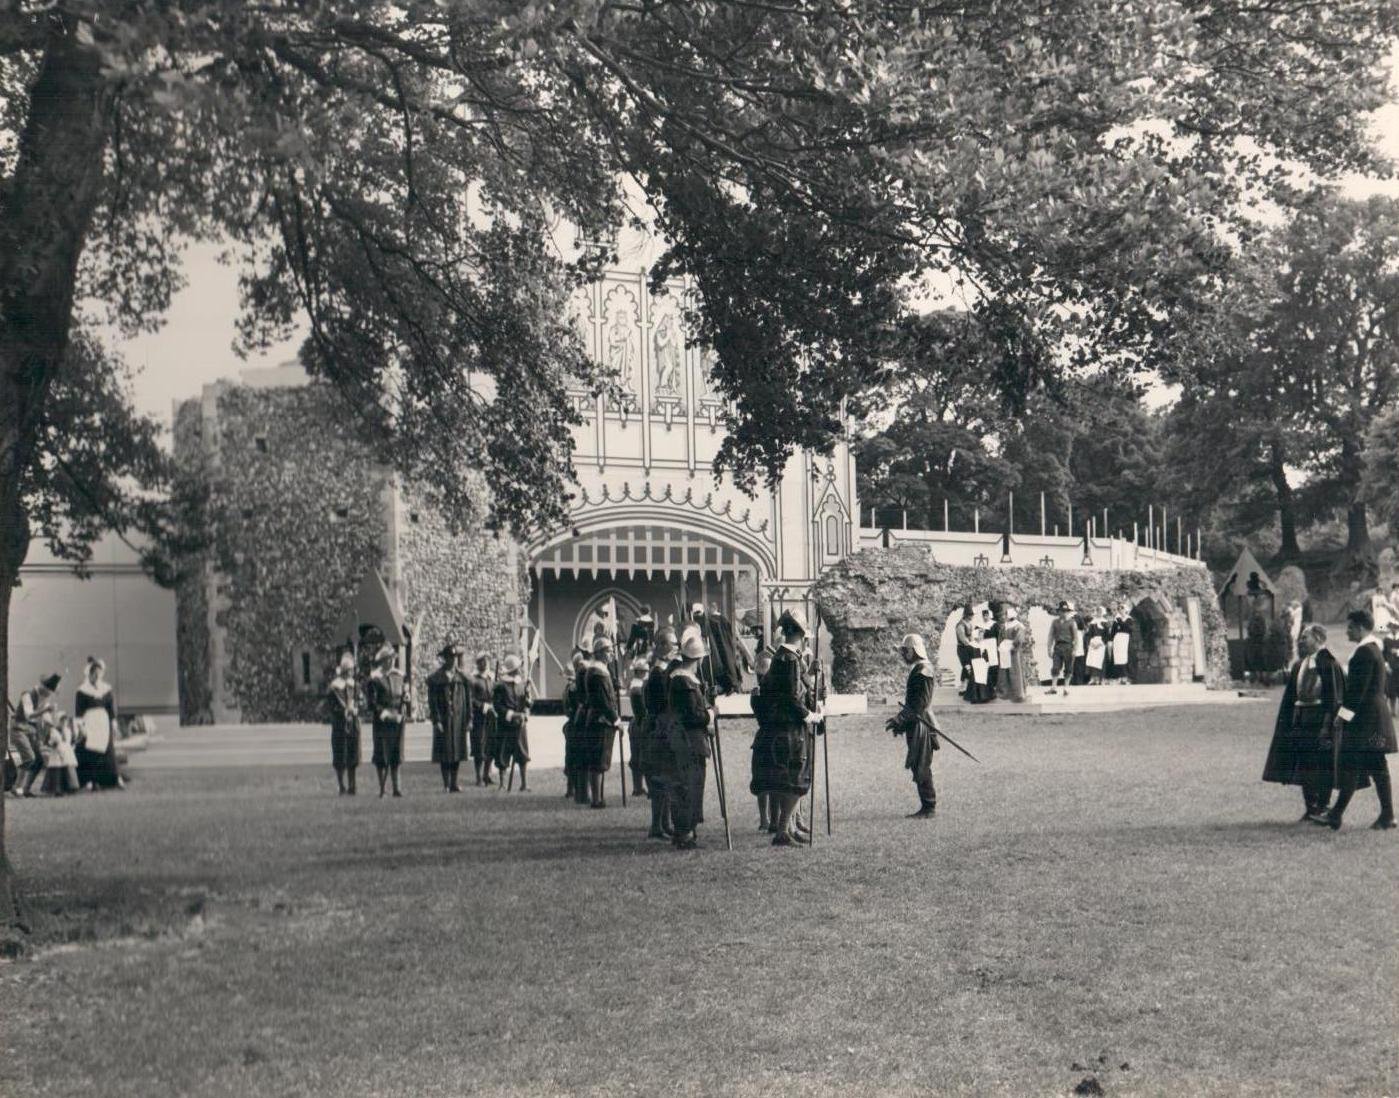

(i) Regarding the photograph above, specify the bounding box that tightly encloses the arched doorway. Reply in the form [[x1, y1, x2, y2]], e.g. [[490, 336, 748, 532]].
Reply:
[[573, 588, 645, 651], [1130, 594, 1175, 684]]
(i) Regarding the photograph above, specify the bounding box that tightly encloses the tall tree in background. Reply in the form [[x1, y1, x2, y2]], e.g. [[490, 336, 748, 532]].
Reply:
[[1271, 193, 1399, 563], [1, 1, 1396, 930]]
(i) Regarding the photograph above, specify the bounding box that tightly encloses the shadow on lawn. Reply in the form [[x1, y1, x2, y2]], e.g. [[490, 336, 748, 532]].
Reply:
[[312, 827, 675, 872]]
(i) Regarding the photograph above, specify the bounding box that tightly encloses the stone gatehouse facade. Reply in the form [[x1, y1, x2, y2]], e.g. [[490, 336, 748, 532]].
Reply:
[[173, 367, 525, 724]]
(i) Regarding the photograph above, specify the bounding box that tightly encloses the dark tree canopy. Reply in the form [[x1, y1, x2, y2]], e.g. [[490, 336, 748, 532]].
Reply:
[[4, 0, 1397, 542]]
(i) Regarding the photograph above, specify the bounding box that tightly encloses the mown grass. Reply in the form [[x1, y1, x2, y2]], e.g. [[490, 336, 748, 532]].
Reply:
[[2, 701, 1396, 1097]]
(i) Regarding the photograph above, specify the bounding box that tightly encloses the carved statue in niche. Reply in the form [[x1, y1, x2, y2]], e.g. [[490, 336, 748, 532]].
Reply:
[[606, 308, 636, 394], [697, 346, 718, 400], [653, 312, 683, 397]]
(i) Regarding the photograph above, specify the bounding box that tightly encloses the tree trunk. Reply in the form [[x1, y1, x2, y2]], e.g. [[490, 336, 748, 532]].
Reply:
[[0, 23, 113, 935], [1346, 500, 1370, 555], [1267, 437, 1301, 559]]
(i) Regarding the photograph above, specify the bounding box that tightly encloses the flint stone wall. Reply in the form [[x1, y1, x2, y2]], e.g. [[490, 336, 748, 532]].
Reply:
[[812, 545, 1230, 699], [174, 383, 524, 723]]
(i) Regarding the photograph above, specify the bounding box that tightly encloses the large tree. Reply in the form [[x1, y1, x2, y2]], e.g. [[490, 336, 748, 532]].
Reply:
[[1, 1, 1395, 930]]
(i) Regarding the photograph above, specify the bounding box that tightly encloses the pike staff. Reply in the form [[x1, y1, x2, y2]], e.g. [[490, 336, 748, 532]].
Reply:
[[700, 615, 733, 852]]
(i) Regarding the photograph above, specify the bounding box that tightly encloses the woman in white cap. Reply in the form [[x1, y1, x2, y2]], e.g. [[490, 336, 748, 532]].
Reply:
[[492, 655, 532, 791], [75, 656, 123, 790], [668, 630, 713, 849], [884, 633, 940, 818], [325, 650, 361, 795], [581, 635, 621, 808], [366, 643, 408, 797]]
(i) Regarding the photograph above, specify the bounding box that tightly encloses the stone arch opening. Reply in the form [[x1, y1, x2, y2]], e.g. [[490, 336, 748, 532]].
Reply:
[[1129, 594, 1174, 684]]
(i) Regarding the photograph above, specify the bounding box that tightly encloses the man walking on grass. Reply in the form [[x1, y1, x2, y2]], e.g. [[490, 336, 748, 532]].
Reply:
[[1047, 601, 1081, 696], [1328, 609, 1397, 831]]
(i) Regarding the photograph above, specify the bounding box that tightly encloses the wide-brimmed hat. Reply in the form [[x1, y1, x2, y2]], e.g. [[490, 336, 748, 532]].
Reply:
[[1058, 600, 1075, 613], [337, 651, 355, 671], [438, 639, 463, 659], [630, 658, 649, 674], [374, 643, 396, 663], [680, 633, 707, 660], [777, 608, 808, 636], [475, 650, 491, 665], [502, 654, 521, 673]]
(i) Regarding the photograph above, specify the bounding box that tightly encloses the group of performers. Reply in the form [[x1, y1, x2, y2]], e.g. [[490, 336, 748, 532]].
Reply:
[[1262, 609, 1397, 830], [558, 605, 831, 848], [954, 601, 1139, 703], [324, 641, 532, 799]]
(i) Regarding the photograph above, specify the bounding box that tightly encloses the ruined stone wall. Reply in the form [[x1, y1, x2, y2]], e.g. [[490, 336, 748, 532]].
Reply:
[[812, 545, 1230, 698], [397, 478, 527, 698], [174, 382, 525, 723]]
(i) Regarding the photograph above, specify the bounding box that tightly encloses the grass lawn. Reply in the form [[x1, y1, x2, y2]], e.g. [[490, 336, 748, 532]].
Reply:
[[2, 701, 1397, 1097]]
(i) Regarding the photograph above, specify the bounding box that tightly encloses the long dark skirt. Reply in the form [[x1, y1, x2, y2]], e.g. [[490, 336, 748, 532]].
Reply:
[[562, 718, 581, 780], [431, 717, 468, 766], [75, 739, 121, 788], [330, 715, 361, 769], [372, 719, 404, 767], [749, 723, 809, 797], [493, 717, 531, 769], [1262, 707, 1337, 790]]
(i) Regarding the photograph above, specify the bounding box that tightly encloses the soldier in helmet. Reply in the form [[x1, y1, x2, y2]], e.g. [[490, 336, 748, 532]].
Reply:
[[366, 643, 408, 798], [468, 652, 496, 786], [492, 654, 532, 791], [668, 630, 714, 849], [326, 651, 361, 795], [641, 629, 680, 839], [757, 609, 822, 847], [427, 641, 470, 793], [581, 635, 622, 808], [885, 633, 940, 818]]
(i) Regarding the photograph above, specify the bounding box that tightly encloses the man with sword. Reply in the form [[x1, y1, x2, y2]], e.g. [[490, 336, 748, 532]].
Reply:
[[886, 633, 978, 818]]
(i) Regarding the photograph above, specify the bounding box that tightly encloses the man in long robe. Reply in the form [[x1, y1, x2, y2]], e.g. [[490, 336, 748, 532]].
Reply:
[[427, 641, 470, 792]]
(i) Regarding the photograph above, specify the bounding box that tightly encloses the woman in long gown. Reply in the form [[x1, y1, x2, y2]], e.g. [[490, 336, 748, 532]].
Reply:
[[74, 657, 123, 790], [998, 608, 1031, 703]]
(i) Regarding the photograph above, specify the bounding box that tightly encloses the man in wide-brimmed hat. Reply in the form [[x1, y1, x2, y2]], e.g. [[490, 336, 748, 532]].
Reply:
[[427, 640, 470, 793], [885, 633, 941, 818], [366, 643, 408, 797], [1047, 600, 1080, 697]]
